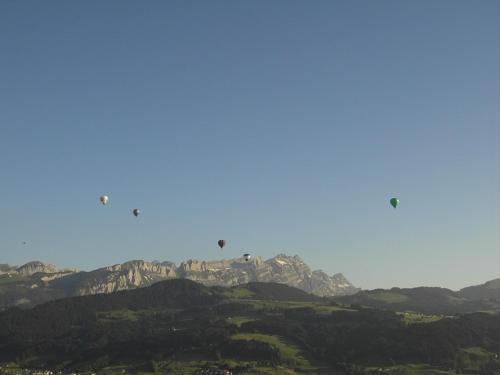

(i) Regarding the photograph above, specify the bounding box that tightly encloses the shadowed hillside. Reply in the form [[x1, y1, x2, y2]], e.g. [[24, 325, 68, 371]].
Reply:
[[334, 285, 500, 314], [459, 279, 500, 301]]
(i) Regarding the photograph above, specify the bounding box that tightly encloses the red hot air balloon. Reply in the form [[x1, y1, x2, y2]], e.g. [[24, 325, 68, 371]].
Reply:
[[218, 240, 226, 249]]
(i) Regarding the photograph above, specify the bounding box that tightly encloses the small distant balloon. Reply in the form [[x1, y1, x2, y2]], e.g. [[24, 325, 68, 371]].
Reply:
[[390, 198, 400, 209], [22, 241, 27, 245], [218, 240, 226, 249], [243, 253, 251, 262], [133, 208, 140, 217], [100, 195, 109, 205]]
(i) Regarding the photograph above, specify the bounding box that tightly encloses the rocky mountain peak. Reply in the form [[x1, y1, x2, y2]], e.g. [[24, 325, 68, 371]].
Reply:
[[16, 261, 59, 276], [272, 253, 302, 261]]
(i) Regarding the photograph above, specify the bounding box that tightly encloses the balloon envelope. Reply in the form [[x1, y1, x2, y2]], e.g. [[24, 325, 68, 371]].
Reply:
[[390, 198, 399, 208], [100, 195, 109, 205], [243, 253, 251, 261], [133, 209, 140, 217], [218, 240, 226, 249]]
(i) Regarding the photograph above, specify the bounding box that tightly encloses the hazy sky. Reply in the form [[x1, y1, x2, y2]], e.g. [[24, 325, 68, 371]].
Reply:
[[1, 1, 498, 290]]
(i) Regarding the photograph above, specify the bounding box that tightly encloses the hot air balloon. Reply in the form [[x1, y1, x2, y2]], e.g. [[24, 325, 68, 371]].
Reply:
[[133, 208, 140, 217], [390, 197, 399, 209], [243, 253, 251, 262], [100, 195, 109, 205], [218, 240, 226, 249]]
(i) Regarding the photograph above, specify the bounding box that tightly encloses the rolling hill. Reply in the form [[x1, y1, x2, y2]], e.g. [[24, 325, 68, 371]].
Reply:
[[334, 283, 500, 314], [1, 279, 500, 375], [458, 278, 500, 300]]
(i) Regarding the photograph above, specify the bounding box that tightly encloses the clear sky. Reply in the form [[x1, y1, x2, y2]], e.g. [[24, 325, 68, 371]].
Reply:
[[0, 0, 498, 290]]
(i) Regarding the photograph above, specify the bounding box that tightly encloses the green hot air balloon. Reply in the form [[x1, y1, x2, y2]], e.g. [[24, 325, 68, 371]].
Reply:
[[390, 198, 400, 209]]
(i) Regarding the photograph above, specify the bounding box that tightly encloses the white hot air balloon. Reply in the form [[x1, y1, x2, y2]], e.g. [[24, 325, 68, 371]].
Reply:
[[100, 195, 109, 205], [133, 208, 140, 217]]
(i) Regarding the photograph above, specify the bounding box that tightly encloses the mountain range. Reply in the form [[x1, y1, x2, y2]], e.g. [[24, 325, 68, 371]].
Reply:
[[0, 254, 359, 310]]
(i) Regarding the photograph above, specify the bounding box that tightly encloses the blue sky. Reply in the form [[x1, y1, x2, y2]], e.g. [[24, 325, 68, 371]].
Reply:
[[0, 0, 498, 290]]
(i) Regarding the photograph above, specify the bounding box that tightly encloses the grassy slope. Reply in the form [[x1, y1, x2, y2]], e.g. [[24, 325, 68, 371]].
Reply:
[[231, 333, 304, 363], [396, 312, 443, 325]]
